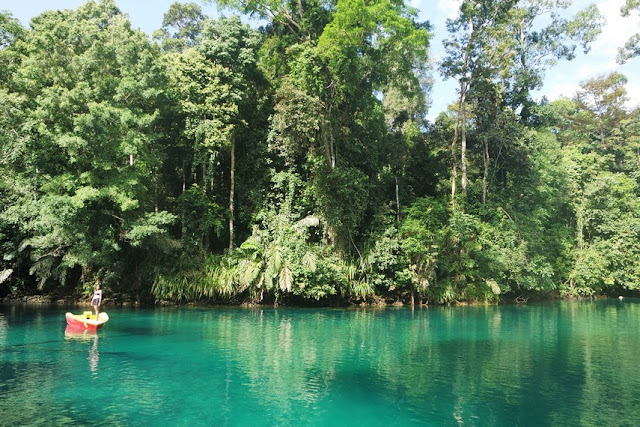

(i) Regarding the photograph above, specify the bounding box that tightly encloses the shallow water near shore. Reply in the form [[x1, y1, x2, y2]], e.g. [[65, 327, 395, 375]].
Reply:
[[1, 299, 639, 425]]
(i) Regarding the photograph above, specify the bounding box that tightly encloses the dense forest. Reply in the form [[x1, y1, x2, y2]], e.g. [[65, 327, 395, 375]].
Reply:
[[1, 0, 639, 305]]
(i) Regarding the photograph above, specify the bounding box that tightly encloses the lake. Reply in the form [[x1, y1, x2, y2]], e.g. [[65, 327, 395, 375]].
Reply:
[[1, 300, 639, 425]]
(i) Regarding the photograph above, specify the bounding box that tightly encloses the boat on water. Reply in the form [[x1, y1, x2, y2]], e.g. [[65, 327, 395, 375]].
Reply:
[[65, 311, 109, 331]]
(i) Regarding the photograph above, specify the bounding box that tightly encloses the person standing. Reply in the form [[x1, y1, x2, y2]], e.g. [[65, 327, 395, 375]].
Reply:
[[90, 284, 102, 319]]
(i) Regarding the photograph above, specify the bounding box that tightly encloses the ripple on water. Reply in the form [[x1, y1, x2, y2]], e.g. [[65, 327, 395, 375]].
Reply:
[[2, 302, 640, 425]]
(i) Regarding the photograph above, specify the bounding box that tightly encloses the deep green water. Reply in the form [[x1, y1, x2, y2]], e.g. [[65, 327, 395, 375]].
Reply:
[[1, 300, 639, 426]]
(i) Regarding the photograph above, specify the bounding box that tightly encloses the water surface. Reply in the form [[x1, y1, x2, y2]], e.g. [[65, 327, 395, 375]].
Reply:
[[1, 300, 639, 425]]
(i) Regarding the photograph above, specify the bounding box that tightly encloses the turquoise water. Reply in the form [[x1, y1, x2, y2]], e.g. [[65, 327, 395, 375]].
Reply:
[[1, 300, 639, 426]]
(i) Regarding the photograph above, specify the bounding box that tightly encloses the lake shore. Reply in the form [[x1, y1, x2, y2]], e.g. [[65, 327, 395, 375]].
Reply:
[[2, 289, 633, 308]]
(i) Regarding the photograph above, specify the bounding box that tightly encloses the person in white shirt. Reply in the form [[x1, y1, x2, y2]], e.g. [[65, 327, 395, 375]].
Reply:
[[90, 284, 103, 319]]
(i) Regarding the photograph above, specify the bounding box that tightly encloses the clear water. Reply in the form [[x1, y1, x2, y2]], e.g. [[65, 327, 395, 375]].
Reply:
[[1, 300, 639, 426]]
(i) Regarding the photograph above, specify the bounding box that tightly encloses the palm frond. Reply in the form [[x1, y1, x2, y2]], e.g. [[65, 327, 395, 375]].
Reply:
[[301, 251, 317, 273], [295, 215, 320, 229], [279, 263, 293, 292], [0, 269, 13, 284]]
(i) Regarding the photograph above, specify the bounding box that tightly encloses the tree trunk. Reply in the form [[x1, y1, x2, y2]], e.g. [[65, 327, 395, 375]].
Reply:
[[210, 154, 214, 193], [460, 18, 473, 198], [451, 108, 460, 209], [228, 140, 235, 254], [395, 175, 400, 225], [577, 200, 584, 251], [203, 158, 211, 252], [460, 80, 468, 196], [322, 122, 332, 168], [598, 117, 605, 146], [321, 108, 336, 246], [451, 79, 468, 210], [154, 172, 159, 213], [182, 161, 186, 193], [330, 132, 336, 168], [202, 163, 206, 192], [483, 135, 489, 205], [451, 18, 473, 210], [321, 109, 336, 169]]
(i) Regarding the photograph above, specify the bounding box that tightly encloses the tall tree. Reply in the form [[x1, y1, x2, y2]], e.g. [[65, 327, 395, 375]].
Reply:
[[236, 0, 431, 249], [153, 2, 206, 53], [503, 0, 604, 120], [441, 0, 516, 207], [0, 11, 24, 50], [166, 48, 236, 251], [210, 0, 323, 39], [199, 16, 263, 253], [0, 0, 175, 292], [575, 71, 628, 147], [314, 0, 431, 247], [443, 0, 603, 210]]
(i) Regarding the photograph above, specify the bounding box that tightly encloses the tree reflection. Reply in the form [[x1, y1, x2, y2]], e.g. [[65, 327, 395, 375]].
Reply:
[[197, 303, 640, 424], [1, 302, 639, 424]]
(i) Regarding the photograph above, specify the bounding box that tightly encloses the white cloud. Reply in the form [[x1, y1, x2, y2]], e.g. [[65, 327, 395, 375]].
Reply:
[[538, 62, 639, 105], [538, 58, 623, 101], [542, 82, 580, 101], [437, 0, 462, 20], [532, 0, 640, 105], [624, 81, 640, 109], [571, 59, 619, 81], [592, 0, 640, 57], [414, 0, 461, 23]]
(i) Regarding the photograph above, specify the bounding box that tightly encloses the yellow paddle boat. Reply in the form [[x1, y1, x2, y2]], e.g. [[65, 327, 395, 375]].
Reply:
[[65, 311, 109, 331]]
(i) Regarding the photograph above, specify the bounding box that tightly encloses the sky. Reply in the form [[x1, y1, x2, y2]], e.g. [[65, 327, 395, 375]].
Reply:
[[3, 0, 639, 122], [420, 0, 640, 120]]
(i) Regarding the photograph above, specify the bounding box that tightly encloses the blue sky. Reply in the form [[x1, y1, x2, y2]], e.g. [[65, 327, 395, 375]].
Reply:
[[4, 0, 639, 121]]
